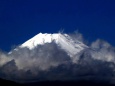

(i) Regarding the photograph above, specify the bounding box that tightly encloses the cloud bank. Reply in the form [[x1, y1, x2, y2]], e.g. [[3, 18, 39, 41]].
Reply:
[[0, 32, 115, 84]]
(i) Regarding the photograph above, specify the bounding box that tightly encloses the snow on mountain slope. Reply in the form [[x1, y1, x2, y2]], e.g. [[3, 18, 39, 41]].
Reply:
[[19, 33, 88, 57]]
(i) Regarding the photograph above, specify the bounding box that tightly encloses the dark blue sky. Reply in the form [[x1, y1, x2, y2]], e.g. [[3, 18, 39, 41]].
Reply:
[[0, 0, 115, 51]]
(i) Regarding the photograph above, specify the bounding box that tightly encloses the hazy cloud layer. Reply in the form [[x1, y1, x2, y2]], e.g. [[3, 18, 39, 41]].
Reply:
[[0, 32, 115, 83]]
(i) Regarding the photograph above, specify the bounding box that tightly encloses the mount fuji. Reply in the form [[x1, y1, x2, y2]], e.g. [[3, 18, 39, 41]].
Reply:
[[2, 32, 115, 84], [10, 33, 88, 57]]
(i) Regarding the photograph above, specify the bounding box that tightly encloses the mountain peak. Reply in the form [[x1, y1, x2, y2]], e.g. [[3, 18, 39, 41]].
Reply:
[[20, 33, 65, 49], [19, 33, 88, 57]]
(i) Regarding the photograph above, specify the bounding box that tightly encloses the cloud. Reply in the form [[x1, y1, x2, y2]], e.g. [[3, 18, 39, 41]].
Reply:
[[69, 31, 84, 43], [10, 42, 70, 71], [0, 51, 12, 66], [0, 32, 115, 83], [90, 39, 115, 62]]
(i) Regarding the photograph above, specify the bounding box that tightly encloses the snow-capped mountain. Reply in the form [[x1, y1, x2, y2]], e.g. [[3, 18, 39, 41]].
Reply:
[[18, 33, 88, 57]]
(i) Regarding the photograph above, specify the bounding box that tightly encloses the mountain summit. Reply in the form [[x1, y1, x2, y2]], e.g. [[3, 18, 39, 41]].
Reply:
[[19, 33, 88, 57]]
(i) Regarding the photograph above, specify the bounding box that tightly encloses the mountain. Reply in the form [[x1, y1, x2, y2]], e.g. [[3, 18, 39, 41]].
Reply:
[[4, 33, 115, 85], [18, 33, 88, 57]]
